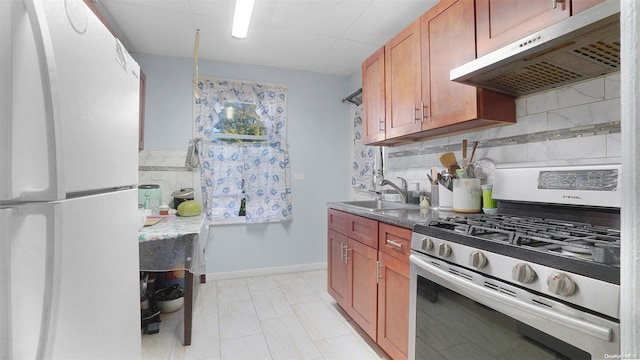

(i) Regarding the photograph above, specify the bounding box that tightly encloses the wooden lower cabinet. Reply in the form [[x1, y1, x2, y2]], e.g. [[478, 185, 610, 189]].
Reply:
[[347, 238, 379, 340], [327, 209, 410, 360], [328, 210, 378, 340], [377, 252, 409, 360], [327, 229, 348, 307], [377, 222, 411, 360]]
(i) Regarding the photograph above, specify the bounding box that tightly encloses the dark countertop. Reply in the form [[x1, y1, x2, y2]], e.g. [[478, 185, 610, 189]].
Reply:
[[327, 201, 445, 229]]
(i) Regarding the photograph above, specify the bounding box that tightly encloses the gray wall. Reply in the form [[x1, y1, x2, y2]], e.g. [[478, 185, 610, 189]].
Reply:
[[134, 53, 353, 273]]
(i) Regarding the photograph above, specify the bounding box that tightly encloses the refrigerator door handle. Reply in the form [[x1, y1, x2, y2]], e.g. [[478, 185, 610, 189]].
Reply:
[[1, 205, 61, 359], [0, 209, 10, 359], [6, 0, 64, 202], [39, 205, 62, 359]]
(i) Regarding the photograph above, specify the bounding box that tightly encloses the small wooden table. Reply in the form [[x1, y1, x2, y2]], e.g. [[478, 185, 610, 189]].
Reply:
[[138, 214, 208, 346]]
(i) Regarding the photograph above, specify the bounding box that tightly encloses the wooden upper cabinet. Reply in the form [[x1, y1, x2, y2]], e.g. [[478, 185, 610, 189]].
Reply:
[[475, 0, 571, 57], [422, 0, 477, 129], [384, 20, 423, 140], [361, 0, 516, 146], [421, 0, 516, 133], [362, 47, 386, 144], [572, 0, 606, 14]]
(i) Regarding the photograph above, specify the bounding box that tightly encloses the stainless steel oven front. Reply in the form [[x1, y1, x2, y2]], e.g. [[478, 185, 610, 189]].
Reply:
[[408, 249, 620, 360]]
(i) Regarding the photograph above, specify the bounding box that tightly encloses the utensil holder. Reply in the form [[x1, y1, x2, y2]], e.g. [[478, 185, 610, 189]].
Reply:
[[439, 183, 453, 210], [453, 178, 481, 213], [430, 184, 439, 210]]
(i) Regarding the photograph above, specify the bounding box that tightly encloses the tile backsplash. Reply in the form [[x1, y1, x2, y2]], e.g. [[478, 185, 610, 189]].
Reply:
[[138, 150, 201, 207], [379, 72, 621, 195]]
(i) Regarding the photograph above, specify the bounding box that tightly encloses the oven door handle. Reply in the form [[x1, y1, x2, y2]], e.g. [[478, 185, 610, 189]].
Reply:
[[411, 255, 614, 342]]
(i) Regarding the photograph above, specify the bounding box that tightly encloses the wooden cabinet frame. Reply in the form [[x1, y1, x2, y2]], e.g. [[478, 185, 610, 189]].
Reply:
[[327, 209, 411, 359]]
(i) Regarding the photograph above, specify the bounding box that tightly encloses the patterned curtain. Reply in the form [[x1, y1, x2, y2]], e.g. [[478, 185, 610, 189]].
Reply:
[[352, 104, 375, 190], [194, 78, 292, 223]]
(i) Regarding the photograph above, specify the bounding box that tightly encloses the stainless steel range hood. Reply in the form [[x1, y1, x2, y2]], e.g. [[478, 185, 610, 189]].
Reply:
[[450, 1, 620, 97]]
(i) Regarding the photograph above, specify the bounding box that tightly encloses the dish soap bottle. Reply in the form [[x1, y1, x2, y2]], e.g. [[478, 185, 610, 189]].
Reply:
[[412, 183, 421, 205]]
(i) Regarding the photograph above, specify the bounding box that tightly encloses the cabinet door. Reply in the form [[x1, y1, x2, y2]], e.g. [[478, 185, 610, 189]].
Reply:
[[328, 208, 349, 235], [476, 0, 570, 57], [377, 251, 409, 360], [347, 238, 378, 341], [379, 223, 412, 262], [384, 19, 423, 139], [572, 0, 605, 14], [327, 229, 348, 308], [347, 214, 379, 249], [362, 47, 386, 145], [423, 0, 478, 129]]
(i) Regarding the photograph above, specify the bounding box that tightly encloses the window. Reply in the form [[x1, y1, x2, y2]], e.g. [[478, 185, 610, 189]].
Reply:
[[213, 102, 268, 141], [194, 78, 292, 223]]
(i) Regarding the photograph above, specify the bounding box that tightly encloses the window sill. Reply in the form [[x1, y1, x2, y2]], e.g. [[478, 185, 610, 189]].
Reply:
[[209, 216, 285, 226], [210, 217, 246, 226]]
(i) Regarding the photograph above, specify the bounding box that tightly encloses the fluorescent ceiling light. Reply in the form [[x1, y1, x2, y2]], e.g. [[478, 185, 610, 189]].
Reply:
[[232, 0, 255, 39]]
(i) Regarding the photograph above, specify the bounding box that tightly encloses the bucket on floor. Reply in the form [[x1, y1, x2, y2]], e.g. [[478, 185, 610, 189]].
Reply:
[[155, 267, 185, 289]]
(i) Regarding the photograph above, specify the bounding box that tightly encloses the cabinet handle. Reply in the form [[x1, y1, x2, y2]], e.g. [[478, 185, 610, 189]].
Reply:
[[386, 239, 404, 248], [552, 0, 563, 9], [341, 243, 347, 262], [376, 260, 383, 283], [346, 247, 352, 263], [378, 118, 384, 134], [414, 104, 420, 124], [421, 101, 428, 123]]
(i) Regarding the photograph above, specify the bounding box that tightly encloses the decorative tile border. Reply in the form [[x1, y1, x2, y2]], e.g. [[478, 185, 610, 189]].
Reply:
[[388, 121, 620, 158]]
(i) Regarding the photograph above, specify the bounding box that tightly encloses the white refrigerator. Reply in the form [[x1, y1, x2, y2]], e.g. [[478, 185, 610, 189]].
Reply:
[[1, 0, 142, 358]]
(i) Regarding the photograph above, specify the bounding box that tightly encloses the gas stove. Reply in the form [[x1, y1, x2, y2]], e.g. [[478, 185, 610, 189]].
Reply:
[[411, 164, 622, 320]]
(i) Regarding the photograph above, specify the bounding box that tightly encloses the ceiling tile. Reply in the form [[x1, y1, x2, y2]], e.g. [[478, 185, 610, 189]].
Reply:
[[345, 0, 438, 43], [270, 0, 370, 37], [311, 38, 380, 76], [96, 0, 439, 76]]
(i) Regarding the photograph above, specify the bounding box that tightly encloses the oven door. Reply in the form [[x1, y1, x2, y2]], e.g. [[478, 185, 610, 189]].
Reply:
[[408, 252, 620, 360]]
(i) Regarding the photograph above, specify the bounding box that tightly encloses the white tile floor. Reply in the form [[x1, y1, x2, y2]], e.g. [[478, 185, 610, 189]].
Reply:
[[141, 269, 390, 360]]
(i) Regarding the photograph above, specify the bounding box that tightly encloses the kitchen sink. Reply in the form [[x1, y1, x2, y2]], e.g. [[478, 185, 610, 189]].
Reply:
[[341, 200, 420, 212]]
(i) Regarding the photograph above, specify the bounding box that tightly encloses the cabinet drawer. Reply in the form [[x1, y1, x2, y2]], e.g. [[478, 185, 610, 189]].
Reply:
[[378, 223, 411, 262], [328, 209, 349, 234], [347, 214, 379, 249]]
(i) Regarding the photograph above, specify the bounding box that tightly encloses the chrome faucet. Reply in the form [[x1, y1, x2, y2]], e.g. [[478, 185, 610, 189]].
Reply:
[[377, 176, 409, 204]]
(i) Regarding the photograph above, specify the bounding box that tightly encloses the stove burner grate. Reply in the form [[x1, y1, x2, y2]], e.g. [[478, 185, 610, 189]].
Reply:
[[428, 214, 621, 264]]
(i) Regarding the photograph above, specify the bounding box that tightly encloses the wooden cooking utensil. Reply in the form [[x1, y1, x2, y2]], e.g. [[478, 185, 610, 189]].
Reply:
[[439, 152, 458, 169], [462, 139, 468, 166], [449, 164, 460, 178], [469, 141, 479, 164]]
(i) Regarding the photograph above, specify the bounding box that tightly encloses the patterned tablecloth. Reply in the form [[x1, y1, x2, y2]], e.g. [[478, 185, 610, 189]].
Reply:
[[138, 214, 208, 274]]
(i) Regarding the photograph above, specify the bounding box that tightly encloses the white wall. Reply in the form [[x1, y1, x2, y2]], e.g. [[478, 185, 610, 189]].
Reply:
[[134, 54, 353, 274]]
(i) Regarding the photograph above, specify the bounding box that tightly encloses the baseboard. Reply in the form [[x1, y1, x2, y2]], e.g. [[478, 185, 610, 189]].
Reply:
[[205, 262, 327, 281]]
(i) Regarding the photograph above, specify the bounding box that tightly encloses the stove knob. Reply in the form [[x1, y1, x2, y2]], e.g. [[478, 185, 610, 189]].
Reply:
[[547, 273, 576, 296], [512, 263, 536, 283], [421, 237, 434, 251], [469, 251, 487, 269], [437, 243, 452, 257]]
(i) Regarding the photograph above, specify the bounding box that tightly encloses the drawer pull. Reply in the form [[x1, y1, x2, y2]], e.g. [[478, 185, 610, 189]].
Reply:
[[386, 239, 404, 248]]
